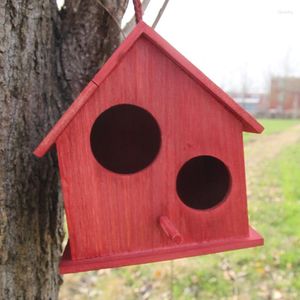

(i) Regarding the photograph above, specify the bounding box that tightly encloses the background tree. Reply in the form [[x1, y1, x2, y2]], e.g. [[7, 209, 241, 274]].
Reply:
[[0, 1, 128, 298]]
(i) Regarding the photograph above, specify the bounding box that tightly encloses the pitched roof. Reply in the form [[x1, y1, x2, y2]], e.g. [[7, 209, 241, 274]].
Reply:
[[34, 21, 263, 157]]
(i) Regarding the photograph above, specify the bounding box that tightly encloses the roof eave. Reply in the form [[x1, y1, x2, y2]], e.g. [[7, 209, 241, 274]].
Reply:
[[140, 24, 264, 134], [33, 81, 98, 157]]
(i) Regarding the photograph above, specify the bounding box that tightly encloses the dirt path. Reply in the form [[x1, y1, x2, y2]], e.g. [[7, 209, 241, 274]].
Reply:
[[244, 123, 300, 187]]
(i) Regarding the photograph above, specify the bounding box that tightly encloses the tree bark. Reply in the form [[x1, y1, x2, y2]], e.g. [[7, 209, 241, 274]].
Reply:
[[0, 0, 128, 298]]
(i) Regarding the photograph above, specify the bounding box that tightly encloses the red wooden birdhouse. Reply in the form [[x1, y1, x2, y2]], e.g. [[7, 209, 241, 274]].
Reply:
[[34, 21, 264, 274]]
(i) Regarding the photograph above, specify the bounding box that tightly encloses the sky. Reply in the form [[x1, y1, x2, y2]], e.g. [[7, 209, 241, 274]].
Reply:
[[58, 0, 300, 93]]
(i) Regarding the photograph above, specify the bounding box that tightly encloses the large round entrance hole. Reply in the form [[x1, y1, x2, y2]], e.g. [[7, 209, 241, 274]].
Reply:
[[176, 156, 231, 210], [90, 104, 161, 174]]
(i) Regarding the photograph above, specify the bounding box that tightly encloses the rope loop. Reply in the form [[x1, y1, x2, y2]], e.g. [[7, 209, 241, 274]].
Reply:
[[133, 0, 143, 23]]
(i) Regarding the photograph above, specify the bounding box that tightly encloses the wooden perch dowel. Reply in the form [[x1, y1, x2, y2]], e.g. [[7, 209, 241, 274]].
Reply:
[[159, 216, 183, 244]]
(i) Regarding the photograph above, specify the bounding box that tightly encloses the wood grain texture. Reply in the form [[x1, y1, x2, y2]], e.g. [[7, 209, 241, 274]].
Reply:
[[60, 227, 263, 274], [34, 21, 264, 158], [55, 35, 263, 267]]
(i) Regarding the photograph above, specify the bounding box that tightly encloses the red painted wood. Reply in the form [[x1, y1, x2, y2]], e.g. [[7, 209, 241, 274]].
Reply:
[[159, 216, 183, 244], [33, 22, 263, 157], [33, 21, 264, 274], [60, 226, 263, 274], [55, 35, 262, 264]]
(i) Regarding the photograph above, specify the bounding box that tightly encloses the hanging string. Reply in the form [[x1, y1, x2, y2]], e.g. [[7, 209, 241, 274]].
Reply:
[[133, 0, 143, 23]]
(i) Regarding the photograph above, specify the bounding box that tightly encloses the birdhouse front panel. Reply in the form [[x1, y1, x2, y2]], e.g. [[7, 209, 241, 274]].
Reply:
[[34, 22, 263, 273], [56, 36, 250, 263]]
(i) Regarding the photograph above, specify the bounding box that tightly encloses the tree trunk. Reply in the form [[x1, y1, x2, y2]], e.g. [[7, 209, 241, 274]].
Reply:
[[0, 0, 128, 298]]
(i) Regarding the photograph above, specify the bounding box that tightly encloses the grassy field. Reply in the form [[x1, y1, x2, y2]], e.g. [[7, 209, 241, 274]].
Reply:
[[243, 118, 300, 144], [60, 119, 300, 300]]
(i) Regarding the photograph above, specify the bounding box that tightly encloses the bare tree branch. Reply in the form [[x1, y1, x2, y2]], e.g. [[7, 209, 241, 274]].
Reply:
[[96, 0, 126, 40], [152, 0, 170, 29]]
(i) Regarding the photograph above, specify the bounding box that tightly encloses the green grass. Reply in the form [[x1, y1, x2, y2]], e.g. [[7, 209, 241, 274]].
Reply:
[[244, 142, 300, 298], [244, 118, 300, 144]]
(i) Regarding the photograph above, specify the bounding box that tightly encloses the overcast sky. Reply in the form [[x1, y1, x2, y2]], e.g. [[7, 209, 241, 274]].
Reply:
[[124, 0, 300, 93], [58, 0, 300, 93]]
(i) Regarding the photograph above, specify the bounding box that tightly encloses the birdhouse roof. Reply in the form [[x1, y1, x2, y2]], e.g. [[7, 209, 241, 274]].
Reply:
[[34, 21, 263, 158]]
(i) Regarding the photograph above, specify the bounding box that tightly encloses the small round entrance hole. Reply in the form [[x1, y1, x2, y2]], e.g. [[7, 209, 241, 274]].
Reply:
[[90, 104, 161, 174], [176, 156, 231, 210]]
